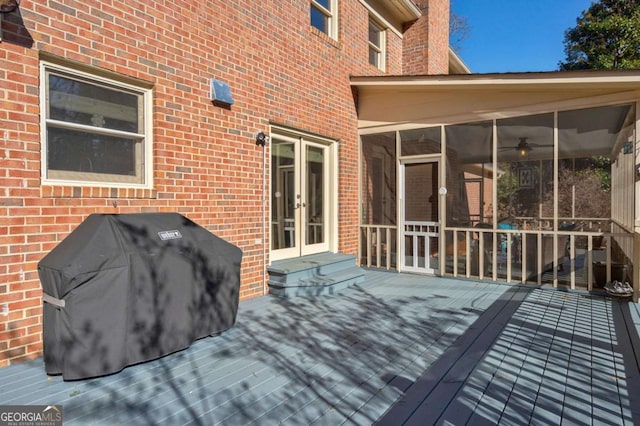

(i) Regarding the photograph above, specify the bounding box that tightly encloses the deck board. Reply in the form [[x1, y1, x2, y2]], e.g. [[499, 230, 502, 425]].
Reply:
[[376, 284, 640, 425], [1, 270, 639, 425]]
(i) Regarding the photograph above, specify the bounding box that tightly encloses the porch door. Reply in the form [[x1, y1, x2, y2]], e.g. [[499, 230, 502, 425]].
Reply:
[[271, 135, 330, 261], [400, 160, 440, 273]]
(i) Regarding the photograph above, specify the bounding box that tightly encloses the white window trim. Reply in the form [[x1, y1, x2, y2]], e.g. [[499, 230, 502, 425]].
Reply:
[[369, 17, 386, 71], [40, 61, 153, 189], [311, 0, 338, 40]]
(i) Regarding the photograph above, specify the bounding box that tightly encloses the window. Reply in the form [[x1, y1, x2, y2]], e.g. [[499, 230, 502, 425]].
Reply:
[[311, 0, 337, 39], [41, 63, 151, 186], [368, 18, 385, 70]]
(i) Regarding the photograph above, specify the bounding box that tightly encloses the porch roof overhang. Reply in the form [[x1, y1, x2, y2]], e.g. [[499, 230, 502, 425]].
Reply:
[[350, 70, 640, 132]]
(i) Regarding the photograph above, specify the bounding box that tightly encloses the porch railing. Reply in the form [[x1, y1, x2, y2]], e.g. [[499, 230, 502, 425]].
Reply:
[[359, 224, 397, 270], [359, 222, 633, 291], [444, 227, 632, 290]]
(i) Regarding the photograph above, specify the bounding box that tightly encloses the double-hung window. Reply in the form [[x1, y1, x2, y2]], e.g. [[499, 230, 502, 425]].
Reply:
[[310, 0, 337, 39], [41, 62, 152, 187], [368, 17, 385, 70]]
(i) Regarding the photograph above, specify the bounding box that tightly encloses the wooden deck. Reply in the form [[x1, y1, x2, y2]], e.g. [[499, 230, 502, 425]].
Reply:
[[2, 270, 640, 425]]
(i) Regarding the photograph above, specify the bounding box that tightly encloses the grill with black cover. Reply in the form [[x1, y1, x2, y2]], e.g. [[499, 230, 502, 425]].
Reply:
[[38, 213, 242, 380]]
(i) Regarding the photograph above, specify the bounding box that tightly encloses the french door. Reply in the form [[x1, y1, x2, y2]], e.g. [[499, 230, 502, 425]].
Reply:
[[271, 134, 331, 261], [400, 160, 440, 274]]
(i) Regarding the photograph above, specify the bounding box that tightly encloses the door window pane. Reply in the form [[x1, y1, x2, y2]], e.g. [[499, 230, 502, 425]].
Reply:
[[306, 145, 325, 245], [404, 163, 438, 222], [271, 140, 296, 250]]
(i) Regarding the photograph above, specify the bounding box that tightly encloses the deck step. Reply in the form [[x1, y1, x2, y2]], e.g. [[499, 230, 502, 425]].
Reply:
[[267, 252, 364, 296]]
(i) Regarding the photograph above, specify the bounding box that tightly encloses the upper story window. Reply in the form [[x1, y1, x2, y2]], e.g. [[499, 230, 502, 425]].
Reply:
[[368, 17, 386, 70], [41, 62, 152, 187], [311, 0, 337, 39]]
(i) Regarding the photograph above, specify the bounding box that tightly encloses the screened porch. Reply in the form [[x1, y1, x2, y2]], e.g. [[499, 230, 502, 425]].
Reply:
[[355, 75, 639, 296]]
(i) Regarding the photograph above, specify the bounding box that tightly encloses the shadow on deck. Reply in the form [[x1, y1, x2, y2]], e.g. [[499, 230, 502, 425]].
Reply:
[[2, 271, 640, 425]]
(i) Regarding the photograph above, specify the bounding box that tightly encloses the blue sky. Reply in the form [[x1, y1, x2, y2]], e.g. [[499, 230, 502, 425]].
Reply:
[[451, 0, 595, 73]]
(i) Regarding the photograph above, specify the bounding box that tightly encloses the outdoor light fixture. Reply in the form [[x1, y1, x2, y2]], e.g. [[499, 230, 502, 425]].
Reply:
[[0, 0, 19, 13], [255, 131, 269, 146], [0, 0, 19, 41]]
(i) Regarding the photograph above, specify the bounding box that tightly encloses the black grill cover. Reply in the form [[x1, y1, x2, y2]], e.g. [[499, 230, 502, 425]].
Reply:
[[38, 213, 242, 380]]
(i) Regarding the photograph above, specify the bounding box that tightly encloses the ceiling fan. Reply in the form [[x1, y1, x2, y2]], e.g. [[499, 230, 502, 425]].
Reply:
[[500, 137, 553, 157]]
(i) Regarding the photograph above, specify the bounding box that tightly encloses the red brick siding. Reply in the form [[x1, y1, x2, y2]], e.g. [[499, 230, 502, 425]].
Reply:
[[0, 1, 443, 366], [403, 0, 450, 75]]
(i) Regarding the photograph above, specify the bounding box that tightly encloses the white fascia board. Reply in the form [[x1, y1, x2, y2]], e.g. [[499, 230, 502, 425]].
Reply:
[[351, 70, 640, 90]]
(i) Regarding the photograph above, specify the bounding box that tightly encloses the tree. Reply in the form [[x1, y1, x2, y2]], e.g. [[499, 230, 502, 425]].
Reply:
[[450, 10, 470, 52], [540, 167, 611, 219], [560, 0, 640, 70], [496, 164, 522, 220]]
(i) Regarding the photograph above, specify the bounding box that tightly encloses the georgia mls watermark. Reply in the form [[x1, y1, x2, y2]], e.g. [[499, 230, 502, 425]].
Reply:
[[0, 405, 62, 426]]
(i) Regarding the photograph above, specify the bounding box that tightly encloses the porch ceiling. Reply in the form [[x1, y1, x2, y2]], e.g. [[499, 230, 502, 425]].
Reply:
[[351, 70, 640, 130]]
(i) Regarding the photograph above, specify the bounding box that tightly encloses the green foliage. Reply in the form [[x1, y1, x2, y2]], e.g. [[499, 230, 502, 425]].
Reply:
[[560, 0, 640, 70], [496, 164, 521, 219], [589, 155, 612, 191]]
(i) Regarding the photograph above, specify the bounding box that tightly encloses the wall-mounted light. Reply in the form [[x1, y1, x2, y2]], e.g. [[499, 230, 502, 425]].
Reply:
[[0, 0, 19, 41], [255, 131, 269, 147], [0, 0, 20, 13]]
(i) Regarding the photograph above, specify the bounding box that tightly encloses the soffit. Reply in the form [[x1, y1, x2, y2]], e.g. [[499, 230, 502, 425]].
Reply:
[[363, 0, 421, 22], [359, 0, 421, 34], [386, 0, 422, 22]]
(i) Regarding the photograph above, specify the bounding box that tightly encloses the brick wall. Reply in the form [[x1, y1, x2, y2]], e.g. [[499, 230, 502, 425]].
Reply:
[[0, 1, 433, 366], [403, 0, 450, 75]]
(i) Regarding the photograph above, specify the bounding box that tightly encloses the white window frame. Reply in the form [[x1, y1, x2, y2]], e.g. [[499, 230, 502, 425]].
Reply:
[[368, 17, 386, 71], [40, 61, 153, 188], [311, 0, 338, 40]]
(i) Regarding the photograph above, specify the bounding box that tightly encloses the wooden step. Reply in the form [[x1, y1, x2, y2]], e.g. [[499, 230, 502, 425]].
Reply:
[[267, 252, 364, 296]]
